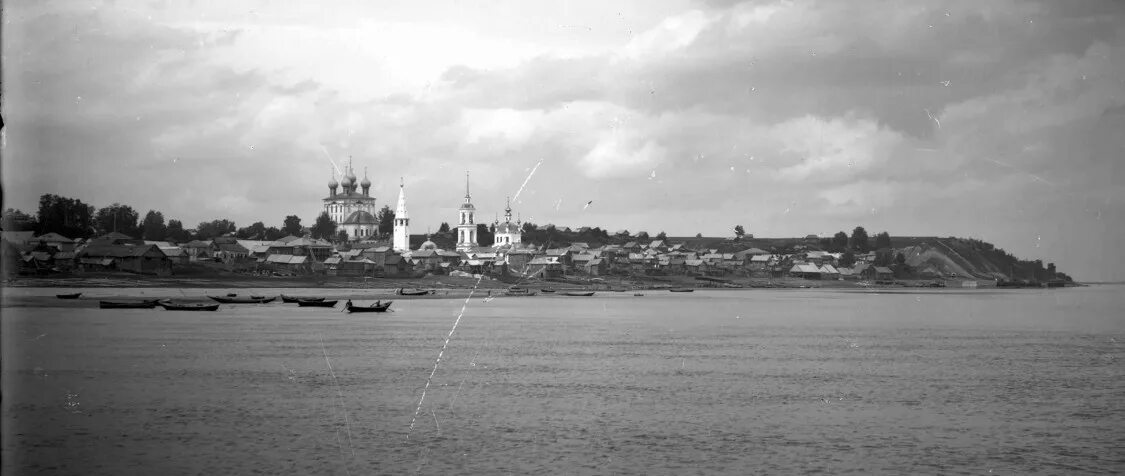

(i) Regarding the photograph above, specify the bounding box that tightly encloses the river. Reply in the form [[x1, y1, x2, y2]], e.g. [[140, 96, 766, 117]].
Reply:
[[2, 286, 1123, 474]]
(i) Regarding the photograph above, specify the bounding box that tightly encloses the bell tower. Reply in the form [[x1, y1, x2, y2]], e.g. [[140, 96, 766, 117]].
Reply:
[[393, 177, 410, 252], [456, 171, 477, 252]]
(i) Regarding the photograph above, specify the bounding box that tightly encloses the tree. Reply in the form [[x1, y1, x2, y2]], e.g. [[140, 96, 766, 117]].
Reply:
[[831, 231, 849, 252], [656, 231, 667, 241], [310, 212, 337, 240], [476, 223, 493, 245], [141, 210, 167, 241], [336, 229, 348, 242], [236, 221, 267, 240], [195, 219, 236, 240], [838, 250, 856, 268], [36, 194, 96, 238], [895, 252, 906, 266], [850, 226, 869, 252], [734, 225, 745, 238], [521, 222, 537, 233], [438, 222, 451, 233], [2, 208, 37, 231], [264, 227, 284, 241], [695, 233, 703, 238], [282, 215, 303, 237], [635, 231, 650, 241], [94, 203, 141, 237], [874, 231, 892, 250], [166, 219, 190, 243], [376, 205, 395, 237]]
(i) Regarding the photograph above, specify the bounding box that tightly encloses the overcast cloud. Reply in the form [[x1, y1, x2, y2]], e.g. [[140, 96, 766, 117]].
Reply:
[[2, 0, 1123, 280]]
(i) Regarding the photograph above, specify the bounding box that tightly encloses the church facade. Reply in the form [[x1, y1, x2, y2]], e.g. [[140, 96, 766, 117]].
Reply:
[[323, 159, 377, 240], [493, 197, 522, 248]]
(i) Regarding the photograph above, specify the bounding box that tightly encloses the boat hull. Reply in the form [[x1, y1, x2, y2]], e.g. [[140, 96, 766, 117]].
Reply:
[[297, 300, 338, 307], [208, 296, 276, 304], [345, 301, 392, 313]]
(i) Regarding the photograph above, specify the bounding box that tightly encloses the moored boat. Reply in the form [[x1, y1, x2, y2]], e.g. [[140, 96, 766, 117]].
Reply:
[[504, 287, 537, 296], [297, 299, 339, 307], [669, 288, 694, 293], [99, 300, 161, 309], [159, 302, 220, 311], [562, 291, 595, 297], [208, 295, 276, 304], [281, 294, 325, 303], [56, 293, 83, 299], [396, 288, 433, 296], [540, 288, 556, 293], [344, 300, 392, 313]]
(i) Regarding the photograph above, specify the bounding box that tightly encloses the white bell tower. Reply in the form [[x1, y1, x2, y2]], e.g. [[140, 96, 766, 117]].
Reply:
[[456, 171, 477, 252], [393, 177, 410, 252]]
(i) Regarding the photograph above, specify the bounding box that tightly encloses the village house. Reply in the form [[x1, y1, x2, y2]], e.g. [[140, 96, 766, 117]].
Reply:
[[78, 243, 173, 275], [584, 257, 608, 276], [525, 256, 563, 279]]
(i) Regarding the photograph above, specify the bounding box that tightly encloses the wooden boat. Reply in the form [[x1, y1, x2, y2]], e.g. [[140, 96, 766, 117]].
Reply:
[[668, 288, 694, 293], [562, 291, 595, 297], [344, 300, 392, 313], [504, 287, 537, 296], [226, 293, 238, 297], [281, 294, 325, 303], [540, 288, 557, 293], [250, 295, 266, 299], [99, 300, 161, 309], [159, 302, 220, 311], [56, 293, 83, 299], [633, 293, 645, 297], [297, 299, 338, 307], [208, 295, 276, 304], [396, 288, 433, 296]]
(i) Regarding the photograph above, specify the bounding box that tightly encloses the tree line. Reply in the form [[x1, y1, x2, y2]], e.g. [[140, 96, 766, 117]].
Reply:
[[2, 194, 308, 242]]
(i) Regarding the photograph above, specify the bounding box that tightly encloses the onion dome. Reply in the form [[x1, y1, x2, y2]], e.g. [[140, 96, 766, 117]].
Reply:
[[340, 175, 353, 188], [329, 177, 339, 188], [360, 176, 371, 188], [420, 239, 438, 250]]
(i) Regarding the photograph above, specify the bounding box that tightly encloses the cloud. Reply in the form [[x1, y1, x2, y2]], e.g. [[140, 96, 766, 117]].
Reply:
[[770, 114, 905, 183]]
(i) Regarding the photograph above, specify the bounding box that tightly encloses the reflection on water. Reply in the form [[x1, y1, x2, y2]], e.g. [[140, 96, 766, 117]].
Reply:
[[3, 286, 1124, 474]]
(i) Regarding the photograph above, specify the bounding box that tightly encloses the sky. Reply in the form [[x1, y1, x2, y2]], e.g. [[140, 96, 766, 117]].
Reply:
[[2, 0, 1123, 280]]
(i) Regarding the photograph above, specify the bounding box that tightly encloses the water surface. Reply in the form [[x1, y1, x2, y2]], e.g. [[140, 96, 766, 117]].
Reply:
[[3, 286, 1123, 474]]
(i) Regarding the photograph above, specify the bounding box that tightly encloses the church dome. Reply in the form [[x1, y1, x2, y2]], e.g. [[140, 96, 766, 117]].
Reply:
[[496, 222, 520, 234], [342, 210, 377, 225], [360, 176, 371, 188], [340, 176, 353, 188], [329, 178, 339, 188], [420, 239, 438, 250]]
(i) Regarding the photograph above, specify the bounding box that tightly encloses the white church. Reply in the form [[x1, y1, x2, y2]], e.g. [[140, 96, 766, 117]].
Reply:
[[322, 164, 520, 253]]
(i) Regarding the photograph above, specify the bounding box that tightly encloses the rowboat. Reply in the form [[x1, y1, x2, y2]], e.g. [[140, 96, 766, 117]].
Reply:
[[504, 287, 537, 296], [669, 288, 694, 293], [99, 300, 161, 309], [208, 296, 276, 304], [281, 294, 325, 303], [297, 299, 338, 307], [562, 291, 595, 297], [56, 293, 83, 299], [540, 288, 556, 293], [344, 300, 392, 313], [159, 302, 220, 311], [396, 288, 433, 296]]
